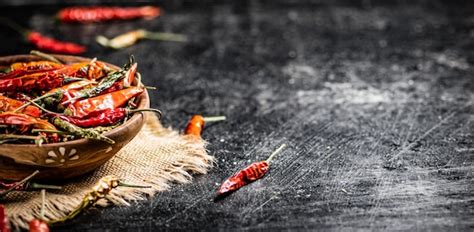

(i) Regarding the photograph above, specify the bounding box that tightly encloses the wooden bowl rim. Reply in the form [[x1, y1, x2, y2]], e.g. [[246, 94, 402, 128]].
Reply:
[[0, 54, 150, 148]]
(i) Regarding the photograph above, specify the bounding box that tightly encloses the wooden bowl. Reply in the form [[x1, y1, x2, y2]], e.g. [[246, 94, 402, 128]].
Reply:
[[0, 55, 150, 181]]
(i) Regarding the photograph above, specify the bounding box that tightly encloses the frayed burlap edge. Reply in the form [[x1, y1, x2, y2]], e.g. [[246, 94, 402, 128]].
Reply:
[[5, 113, 213, 229]]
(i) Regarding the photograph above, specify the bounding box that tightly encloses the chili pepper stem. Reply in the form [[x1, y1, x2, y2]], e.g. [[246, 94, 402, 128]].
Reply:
[[203, 116, 226, 122], [40, 189, 46, 221], [128, 108, 162, 119], [31, 129, 72, 135], [0, 170, 39, 199], [142, 31, 188, 42], [30, 50, 63, 64], [29, 183, 63, 191], [118, 182, 151, 188], [26, 99, 62, 115], [265, 144, 287, 164], [0, 16, 28, 36], [14, 92, 58, 113]]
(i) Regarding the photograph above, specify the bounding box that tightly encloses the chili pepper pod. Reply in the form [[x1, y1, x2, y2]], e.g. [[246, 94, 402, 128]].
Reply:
[[29, 189, 50, 232], [0, 112, 58, 143], [0, 61, 91, 92], [184, 115, 226, 137], [0, 95, 42, 117], [96, 29, 187, 49], [51, 117, 114, 144], [0, 205, 10, 232], [64, 87, 144, 118], [27, 32, 86, 55], [0, 170, 40, 199], [58, 6, 160, 23], [10, 61, 63, 72], [215, 144, 287, 200]]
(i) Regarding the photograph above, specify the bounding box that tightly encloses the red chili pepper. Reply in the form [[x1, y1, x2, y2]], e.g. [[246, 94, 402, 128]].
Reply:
[[10, 61, 63, 72], [0, 62, 90, 92], [184, 115, 226, 137], [27, 32, 86, 55], [0, 95, 39, 116], [29, 219, 49, 232], [58, 6, 160, 23], [0, 112, 58, 142], [0, 205, 10, 232], [0, 95, 41, 117], [58, 108, 161, 128], [216, 144, 287, 200], [64, 87, 144, 118], [97, 62, 137, 95], [0, 17, 85, 55]]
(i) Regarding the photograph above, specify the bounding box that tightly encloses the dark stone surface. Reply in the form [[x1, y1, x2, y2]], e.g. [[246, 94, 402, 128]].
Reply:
[[0, 1, 473, 231]]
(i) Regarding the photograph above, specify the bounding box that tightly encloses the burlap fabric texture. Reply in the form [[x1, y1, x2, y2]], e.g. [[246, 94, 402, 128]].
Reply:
[[2, 113, 213, 229]]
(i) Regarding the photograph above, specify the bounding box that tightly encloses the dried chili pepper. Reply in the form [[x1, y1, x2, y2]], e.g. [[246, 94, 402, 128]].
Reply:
[[27, 32, 86, 55], [10, 61, 63, 72], [0, 61, 90, 92], [215, 144, 287, 200], [184, 115, 226, 137], [0, 95, 41, 117], [0, 112, 57, 143], [51, 117, 114, 144], [0, 170, 39, 199], [0, 17, 85, 54], [0, 112, 56, 131], [58, 6, 160, 23], [16, 80, 96, 111], [58, 108, 161, 128], [0, 180, 61, 191], [0, 205, 10, 232], [29, 189, 50, 232], [48, 175, 150, 224], [64, 87, 144, 118], [63, 59, 136, 104], [96, 29, 187, 49]]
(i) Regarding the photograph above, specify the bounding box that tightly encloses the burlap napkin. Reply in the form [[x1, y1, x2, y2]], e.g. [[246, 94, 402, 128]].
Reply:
[[2, 113, 212, 229]]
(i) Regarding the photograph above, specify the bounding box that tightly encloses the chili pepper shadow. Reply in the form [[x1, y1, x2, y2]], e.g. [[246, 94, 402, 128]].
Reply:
[[213, 190, 236, 202]]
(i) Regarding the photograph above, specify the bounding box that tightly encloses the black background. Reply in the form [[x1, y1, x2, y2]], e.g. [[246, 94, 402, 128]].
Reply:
[[0, 0, 473, 231]]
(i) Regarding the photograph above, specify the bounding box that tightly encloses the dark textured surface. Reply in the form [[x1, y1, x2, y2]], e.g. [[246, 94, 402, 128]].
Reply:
[[1, 1, 473, 231]]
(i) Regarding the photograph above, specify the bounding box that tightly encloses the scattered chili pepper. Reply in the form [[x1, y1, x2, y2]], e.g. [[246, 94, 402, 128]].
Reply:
[[0, 95, 41, 117], [0, 170, 39, 199], [58, 6, 160, 23], [10, 61, 62, 72], [96, 29, 187, 49], [184, 115, 226, 137], [29, 189, 50, 232], [215, 144, 287, 200], [27, 32, 86, 55], [0, 205, 10, 232], [58, 108, 161, 128], [0, 180, 61, 191], [48, 175, 150, 224], [0, 17, 85, 55], [64, 87, 144, 118]]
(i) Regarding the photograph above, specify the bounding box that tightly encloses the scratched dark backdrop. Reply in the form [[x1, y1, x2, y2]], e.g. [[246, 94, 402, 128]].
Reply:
[[0, 0, 473, 231]]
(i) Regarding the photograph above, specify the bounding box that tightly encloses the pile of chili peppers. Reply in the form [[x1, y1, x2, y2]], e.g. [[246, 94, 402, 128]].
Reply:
[[0, 53, 160, 145]]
